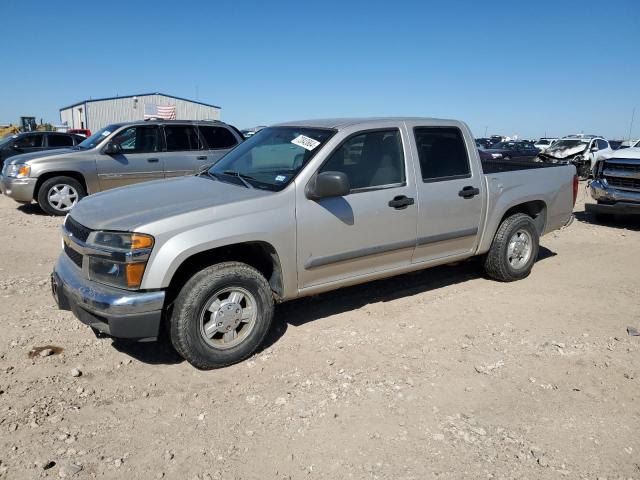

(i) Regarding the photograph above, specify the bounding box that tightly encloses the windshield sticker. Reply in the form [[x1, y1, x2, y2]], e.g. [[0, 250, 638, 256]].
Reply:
[[275, 175, 287, 182], [291, 135, 320, 151], [101, 130, 111, 137]]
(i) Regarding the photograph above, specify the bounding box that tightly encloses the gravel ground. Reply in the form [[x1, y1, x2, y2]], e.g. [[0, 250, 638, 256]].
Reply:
[[1, 184, 639, 480]]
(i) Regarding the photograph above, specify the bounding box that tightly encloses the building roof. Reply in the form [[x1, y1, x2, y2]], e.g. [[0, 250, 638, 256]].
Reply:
[[59, 92, 220, 111]]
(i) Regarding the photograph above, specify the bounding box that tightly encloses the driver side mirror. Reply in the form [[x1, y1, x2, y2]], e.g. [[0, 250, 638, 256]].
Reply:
[[102, 141, 121, 155], [306, 171, 351, 200]]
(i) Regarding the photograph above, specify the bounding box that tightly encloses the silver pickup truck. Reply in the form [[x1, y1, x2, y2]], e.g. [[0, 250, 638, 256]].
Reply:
[[51, 118, 577, 369], [0, 120, 243, 215]]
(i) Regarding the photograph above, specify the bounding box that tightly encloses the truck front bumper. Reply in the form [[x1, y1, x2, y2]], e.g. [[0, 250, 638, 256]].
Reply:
[[0, 174, 37, 202], [52, 254, 165, 341], [586, 179, 640, 215]]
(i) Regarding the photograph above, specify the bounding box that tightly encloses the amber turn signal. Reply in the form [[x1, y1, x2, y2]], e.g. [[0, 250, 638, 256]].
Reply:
[[125, 262, 147, 289], [131, 234, 154, 250]]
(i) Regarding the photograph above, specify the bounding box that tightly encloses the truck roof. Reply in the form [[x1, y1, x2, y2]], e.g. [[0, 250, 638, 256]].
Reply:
[[272, 117, 458, 130]]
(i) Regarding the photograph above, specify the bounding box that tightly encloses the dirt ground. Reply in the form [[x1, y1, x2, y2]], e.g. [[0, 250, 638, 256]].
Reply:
[[1, 183, 639, 480]]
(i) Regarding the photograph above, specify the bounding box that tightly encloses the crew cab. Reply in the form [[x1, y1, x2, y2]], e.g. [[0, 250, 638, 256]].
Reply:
[[51, 118, 577, 369], [0, 120, 243, 215], [587, 147, 640, 218]]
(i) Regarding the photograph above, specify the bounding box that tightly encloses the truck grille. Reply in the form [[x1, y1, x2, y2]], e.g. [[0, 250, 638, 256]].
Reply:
[[65, 216, 92, 242], [602, 159, 640, 193], [64, 243, 84, 268]]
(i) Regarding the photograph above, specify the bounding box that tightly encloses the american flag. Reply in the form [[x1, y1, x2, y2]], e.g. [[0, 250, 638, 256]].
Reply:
[[144, 104, 176, 120]]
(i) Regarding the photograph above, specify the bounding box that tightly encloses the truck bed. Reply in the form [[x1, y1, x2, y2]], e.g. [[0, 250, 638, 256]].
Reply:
[[481, 159, 564, 174]]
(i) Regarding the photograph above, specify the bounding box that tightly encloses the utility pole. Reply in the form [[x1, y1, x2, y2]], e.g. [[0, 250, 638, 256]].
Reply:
[[484, 126, 488, 137], [629, 107, 636, 141]]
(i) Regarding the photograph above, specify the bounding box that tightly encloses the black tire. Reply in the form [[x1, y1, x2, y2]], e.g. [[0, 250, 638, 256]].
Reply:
[[37, 176, 86, 216], [483, 213, 539, 282], [169, 262, 274, 369]]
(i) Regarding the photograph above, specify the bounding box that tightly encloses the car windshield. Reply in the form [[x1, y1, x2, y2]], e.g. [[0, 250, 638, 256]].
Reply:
[[76, 124, 121, 149], [209, 126, 336, 191], [537, 140, 549, 145], [0, 135, 16, 147], [551, 140, 588, 149]]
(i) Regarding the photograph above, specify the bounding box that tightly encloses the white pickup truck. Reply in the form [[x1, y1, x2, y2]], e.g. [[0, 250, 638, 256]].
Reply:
[[51, 117, 578, 369]]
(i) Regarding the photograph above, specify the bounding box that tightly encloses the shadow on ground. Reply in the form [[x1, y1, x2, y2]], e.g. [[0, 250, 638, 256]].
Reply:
[[574, 209, 640, 232], [109, 246, 557, 366], [17, 203, 47, 216]]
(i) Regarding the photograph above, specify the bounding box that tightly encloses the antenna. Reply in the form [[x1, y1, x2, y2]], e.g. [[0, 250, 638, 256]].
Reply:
[[628, 107, 636, 141]]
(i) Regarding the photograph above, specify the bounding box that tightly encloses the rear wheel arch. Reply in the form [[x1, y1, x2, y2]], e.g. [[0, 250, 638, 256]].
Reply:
[[164, 241, 285, 307], [498, 200, 547, 235]]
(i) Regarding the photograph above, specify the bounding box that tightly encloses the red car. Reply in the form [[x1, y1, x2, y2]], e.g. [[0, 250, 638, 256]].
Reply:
[[67, 128, 91, 138]]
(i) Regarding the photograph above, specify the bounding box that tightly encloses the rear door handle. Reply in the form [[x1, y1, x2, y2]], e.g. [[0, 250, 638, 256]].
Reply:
[[388, 195, 415, 209], [458, 186, 480, 199], [196, 156, 208, 160], [147, 158, 159, 163]]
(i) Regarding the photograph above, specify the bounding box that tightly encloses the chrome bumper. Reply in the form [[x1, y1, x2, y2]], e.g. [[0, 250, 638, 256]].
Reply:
[[52, 253, 165, 340], [0, 175, 37, 202], [587, 179, 640, 215]]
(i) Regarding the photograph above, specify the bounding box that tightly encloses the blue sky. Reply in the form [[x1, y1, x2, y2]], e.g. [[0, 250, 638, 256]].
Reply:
[[1, 0, 638, 139]]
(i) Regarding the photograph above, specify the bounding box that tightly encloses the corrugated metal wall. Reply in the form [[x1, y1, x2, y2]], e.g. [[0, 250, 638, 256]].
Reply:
[[60, 94, 221, 131]]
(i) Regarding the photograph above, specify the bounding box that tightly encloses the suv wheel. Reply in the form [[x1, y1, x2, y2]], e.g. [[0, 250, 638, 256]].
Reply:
[[169, 262, 274, 369], [484, 213, 539, 282], [37, 176, 85, 216]]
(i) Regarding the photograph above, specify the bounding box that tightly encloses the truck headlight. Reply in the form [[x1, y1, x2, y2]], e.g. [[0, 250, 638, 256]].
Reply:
[[6, 164, 31, 178], [86, 232, 154, 289]]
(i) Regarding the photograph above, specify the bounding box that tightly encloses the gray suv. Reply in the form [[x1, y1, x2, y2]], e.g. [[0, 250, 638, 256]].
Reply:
[[0, 120, 243, 215]]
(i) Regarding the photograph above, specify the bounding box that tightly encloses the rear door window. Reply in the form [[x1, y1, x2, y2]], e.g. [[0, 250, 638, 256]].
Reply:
[[199, 126, 238, 149], [414, 127, 470, 182], [47, 134, 74, 147], [164, 125, 203, 151]]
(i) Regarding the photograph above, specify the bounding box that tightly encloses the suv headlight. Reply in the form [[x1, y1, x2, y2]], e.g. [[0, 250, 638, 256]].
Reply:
[[85, 232, 154, 289], [6, 164, 31, 178]]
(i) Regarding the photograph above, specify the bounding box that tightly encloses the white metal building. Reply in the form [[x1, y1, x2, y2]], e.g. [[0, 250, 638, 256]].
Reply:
[[59, 92, 221, 132]]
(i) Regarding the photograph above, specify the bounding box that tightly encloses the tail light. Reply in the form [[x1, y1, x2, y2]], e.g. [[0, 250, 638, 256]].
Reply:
[[572, 174, 578, 206]]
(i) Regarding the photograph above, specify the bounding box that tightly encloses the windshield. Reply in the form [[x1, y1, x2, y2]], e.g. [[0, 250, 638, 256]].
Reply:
[[551, 140, 588, 150], [536, 140, 549, 145], [208, 126, 336, 191], [76, 124, 121, 149], [0, 135, 16, 148]]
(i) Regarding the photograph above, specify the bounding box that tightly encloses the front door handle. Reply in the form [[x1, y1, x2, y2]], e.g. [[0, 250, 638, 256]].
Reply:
[[388, 195, 414, 209], [147, 158, 159, 163], [458, 186, 480, 199], [196, 156, 208, 160]]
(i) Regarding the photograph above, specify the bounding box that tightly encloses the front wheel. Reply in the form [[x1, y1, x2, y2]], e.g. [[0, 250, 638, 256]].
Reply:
[[37, 176, 85, 216], [169, 262, 274, 369], [483, 213, 540, 282]]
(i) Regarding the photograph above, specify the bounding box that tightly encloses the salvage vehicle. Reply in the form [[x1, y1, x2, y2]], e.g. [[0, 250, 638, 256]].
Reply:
[[0, 120, 243, 215], [50, 117, 577, 369], [587, 147, 640, 219], [483, 141, 540, 161], [0, 131, 84, 169], [537, 135, 612, 180]]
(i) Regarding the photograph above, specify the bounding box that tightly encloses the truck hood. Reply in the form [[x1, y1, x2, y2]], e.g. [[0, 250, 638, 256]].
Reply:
[[6, 148, 79, 165], [543, 144, 587, 159], [601, 147, 640, 160], [69, 176, 272, 231]]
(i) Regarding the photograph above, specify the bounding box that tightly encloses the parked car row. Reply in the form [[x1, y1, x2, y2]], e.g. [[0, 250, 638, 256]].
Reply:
[[0, 131, 85, 169]]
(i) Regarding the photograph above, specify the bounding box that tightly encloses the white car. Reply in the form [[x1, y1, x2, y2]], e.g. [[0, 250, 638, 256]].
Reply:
[[538, 135, 612, 179], [534, 138, 558, 152]]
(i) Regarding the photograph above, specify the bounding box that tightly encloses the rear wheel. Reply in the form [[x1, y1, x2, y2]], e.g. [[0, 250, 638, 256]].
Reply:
[[169, 262, 274, 369], [37, 176, 85, 216], [484, 213, 539, 282]]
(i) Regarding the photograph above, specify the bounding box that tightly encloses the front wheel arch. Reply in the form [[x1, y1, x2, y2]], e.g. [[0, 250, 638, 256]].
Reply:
[[34, 171, 88, 202]]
